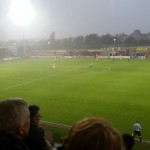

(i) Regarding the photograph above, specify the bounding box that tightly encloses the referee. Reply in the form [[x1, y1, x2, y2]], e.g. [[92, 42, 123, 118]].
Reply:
[[132, 121, 142, 142]]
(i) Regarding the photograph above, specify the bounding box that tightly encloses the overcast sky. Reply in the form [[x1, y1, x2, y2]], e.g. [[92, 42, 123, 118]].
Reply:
[[0, 0, 150, 41]]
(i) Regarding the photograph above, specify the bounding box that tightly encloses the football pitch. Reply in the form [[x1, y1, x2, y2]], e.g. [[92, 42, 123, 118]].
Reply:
[[0, 58, 150, 141]]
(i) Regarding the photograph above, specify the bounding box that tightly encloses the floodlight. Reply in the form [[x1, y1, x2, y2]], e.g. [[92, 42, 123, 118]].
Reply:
[[9, 0, 35, 26]]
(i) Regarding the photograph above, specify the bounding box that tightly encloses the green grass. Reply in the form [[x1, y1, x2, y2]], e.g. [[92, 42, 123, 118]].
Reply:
[[0, 58, 150, 143]]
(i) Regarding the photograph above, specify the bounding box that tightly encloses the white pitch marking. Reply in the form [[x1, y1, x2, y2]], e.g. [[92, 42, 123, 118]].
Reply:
[[0, 67, 83, 92], [0, 66, 111, 92]]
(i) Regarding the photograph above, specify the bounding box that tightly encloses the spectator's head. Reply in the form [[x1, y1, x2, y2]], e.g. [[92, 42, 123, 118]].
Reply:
[[122, 134, 134, 150], [0, 98, 30, 139], [29, 105, 41, 125], [65, 117, 125, 150]]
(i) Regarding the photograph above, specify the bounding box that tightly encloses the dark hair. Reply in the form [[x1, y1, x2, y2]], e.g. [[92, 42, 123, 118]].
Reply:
[[29, 105, 40, 120], [122, 134, 134, 150]]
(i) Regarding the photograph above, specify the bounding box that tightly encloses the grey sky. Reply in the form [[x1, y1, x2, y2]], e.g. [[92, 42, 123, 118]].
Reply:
[[0, 0, 150, 41]]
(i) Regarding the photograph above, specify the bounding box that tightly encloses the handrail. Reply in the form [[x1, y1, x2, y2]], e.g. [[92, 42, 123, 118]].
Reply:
[[40, 120, 71, 131]]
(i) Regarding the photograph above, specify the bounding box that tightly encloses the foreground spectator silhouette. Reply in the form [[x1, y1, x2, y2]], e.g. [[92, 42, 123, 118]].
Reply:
[[24, 105, 53, 150], [64, 117, 125, 150], [122, 134, 135, 150], [0, 98, 30, 150]]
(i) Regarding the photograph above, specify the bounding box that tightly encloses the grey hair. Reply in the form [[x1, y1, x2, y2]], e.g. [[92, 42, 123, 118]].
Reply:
[[0, 98, 29, 135]]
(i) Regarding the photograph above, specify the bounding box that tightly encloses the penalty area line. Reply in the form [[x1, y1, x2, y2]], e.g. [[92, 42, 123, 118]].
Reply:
[[0, 66, 93, 93], [0, 75, 51, 92]]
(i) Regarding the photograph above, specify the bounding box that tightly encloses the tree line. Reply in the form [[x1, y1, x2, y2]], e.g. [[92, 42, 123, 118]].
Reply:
[[1, 29, 150, 54], [33, 30, 150, 50]]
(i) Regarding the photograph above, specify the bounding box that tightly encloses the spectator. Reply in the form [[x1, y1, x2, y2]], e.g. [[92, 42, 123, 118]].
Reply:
[[132, 121, 142, 142], [0, 98, 30, 150], [64, 117, 125, 150], [24, 105, 53, 150], [122, 134, 134, 150]]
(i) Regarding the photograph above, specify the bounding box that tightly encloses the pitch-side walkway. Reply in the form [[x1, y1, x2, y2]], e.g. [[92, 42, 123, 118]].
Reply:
[[135, 139, 150, 148]]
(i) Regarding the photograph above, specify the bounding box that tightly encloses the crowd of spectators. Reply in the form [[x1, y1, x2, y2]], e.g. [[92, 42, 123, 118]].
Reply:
[[0, 98, 137, 150]]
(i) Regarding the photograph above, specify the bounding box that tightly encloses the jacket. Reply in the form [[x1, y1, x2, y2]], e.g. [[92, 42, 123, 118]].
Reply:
[[0, 130, 29, 150]]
